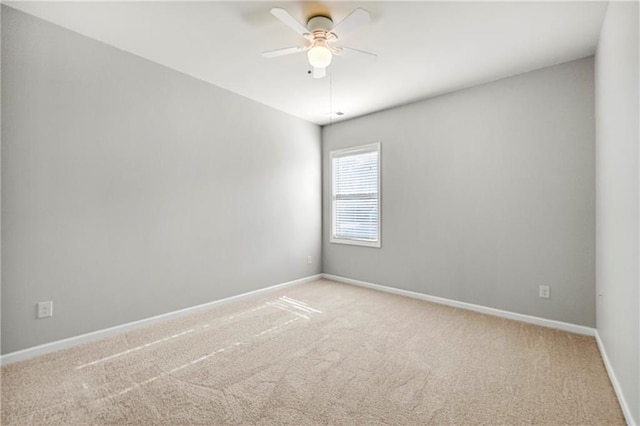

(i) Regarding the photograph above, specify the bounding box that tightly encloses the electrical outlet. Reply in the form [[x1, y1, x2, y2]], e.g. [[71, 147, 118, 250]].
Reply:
[[307, 256, 312, 264], [539, 285, 550, 299], [37, 301, 53, 319]]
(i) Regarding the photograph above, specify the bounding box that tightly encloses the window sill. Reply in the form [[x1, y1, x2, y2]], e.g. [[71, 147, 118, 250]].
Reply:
[[330, 237, 381, 248]]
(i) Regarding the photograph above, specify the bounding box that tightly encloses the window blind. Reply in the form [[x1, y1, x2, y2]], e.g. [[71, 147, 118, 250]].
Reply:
[[331, 144, 380, 246]]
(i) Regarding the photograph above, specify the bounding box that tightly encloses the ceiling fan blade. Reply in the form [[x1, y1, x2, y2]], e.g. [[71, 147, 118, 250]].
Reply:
[[338, 46, 378, 59], [331, 9, 371, 40], [262, 46, 306, 58], [312, 67, 326, 79], [270, 8, 310, 38]]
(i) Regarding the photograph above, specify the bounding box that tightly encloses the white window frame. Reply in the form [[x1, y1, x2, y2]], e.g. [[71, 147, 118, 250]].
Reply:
[[330, 143, 381, 248]]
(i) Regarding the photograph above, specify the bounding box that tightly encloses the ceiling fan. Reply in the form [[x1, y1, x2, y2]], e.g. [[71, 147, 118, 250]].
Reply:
[[262, 7, 376, 79]]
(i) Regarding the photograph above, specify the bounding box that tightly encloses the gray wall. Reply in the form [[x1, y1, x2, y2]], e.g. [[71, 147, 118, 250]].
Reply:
[[595, 1, 639, 423], [1, 7, 321, 354], [323, 58, 595, 327]]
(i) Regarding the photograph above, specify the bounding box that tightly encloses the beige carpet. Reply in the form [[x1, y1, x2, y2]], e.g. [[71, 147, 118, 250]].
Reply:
[[1, 279, 624, 425]]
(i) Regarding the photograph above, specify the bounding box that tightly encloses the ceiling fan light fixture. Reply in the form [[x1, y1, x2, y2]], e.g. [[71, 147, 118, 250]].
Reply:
[[265, 7, 374, 76], [307, 42, 332, 68]]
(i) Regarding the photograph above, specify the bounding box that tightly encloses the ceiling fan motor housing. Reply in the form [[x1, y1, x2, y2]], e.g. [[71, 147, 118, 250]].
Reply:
[[307, 15, 334, 35]]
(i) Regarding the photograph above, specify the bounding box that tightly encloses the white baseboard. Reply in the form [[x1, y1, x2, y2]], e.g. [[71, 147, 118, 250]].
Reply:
[[0, 274, 322, 366], [322, 274, 595, 336], [595, 331, 637, 426]]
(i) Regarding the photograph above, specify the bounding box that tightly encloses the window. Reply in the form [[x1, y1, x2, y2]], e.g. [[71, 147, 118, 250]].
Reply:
[[330, 143, 381, 248]]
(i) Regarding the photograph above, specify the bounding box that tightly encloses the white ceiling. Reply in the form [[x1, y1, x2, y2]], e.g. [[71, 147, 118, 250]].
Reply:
[[5, 1, 608, 125]]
